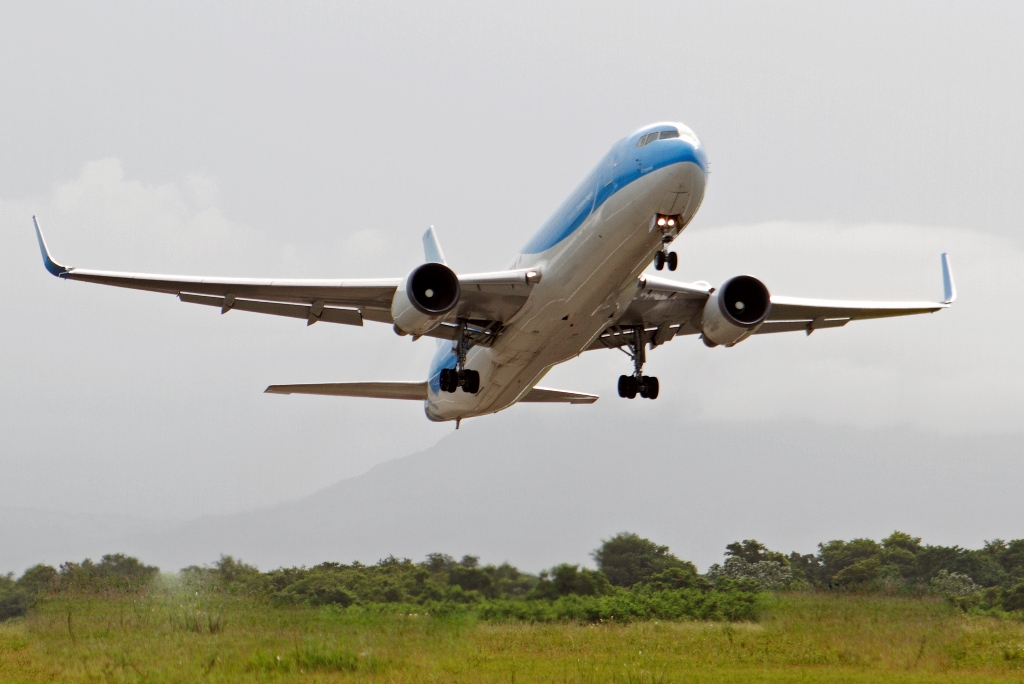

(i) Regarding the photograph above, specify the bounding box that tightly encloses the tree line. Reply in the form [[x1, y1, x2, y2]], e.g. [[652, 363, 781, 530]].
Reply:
[[3, 531, 1023, 622]]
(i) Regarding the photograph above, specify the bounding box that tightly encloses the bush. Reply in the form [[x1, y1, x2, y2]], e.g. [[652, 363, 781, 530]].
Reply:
[[0, 564, 59, 621], [706, 558, 792, 590], [592, 533, 694, 588], [1003, 581, 1024, 612], [59, 554, 158, 591], [931, 570, 979, 598], [833, 558, 882, 586]]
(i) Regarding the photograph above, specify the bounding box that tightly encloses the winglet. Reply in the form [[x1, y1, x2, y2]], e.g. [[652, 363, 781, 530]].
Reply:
[[33, 216, 69, 278], [422, 226, 446, 265], [941, 252, 956, 304]]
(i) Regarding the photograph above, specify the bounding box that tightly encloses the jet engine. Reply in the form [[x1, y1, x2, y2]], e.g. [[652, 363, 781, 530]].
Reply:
[[391, 262, 461, 336], [701, 275, 771, 347]]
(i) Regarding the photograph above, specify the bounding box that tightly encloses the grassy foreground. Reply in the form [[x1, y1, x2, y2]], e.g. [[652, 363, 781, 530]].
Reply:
[[2, 587, 1023, 683]]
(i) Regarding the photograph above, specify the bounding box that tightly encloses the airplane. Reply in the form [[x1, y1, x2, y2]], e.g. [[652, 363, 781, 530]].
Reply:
[[34, 121, 955, 426]]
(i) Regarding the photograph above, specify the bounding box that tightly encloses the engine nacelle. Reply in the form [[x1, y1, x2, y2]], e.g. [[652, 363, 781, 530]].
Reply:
[[701, 275, 771, 347], [391, 262, 461, 336]]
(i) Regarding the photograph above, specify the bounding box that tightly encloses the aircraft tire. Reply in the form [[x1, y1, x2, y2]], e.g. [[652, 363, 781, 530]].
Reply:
[[646, 376, 660, 400], [667, 252, 678, 271], [442, 369, 458, 393], [618, 375, 638, 399], [654, 251, 665, 271]]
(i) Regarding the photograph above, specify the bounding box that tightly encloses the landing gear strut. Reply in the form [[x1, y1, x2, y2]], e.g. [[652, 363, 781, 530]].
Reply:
[[616, 327, 659, 400], [652, 214, 680, 272], [440, 318, 481, 394]]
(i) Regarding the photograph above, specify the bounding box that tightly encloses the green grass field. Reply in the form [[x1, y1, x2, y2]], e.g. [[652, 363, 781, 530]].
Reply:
[[2, 585, 1023, 683]]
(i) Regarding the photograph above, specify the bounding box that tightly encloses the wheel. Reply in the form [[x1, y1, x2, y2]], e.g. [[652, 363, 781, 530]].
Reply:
[[645, 376, 659, 400], [464, 370, 481, 394], [666, 252, 678, 271], [654, 251, 665, 271], [617, 375, 629, 398], [439, 368, 451, 392], [623, 375, 638, 399], [445, 369, 458, 393], [639, 375, 650, 398]]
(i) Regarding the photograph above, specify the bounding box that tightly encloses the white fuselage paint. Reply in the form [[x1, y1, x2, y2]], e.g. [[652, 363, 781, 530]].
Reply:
[[425, 144, 707, 422]]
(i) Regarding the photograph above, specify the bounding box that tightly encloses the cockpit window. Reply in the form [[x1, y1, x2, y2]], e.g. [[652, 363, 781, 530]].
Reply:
[[637, 128, 679, 147]]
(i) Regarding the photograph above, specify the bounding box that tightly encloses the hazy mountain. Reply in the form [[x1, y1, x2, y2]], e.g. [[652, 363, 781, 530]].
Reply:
[[120, 416, 1024, 573], [6, 415, 1021, 575]]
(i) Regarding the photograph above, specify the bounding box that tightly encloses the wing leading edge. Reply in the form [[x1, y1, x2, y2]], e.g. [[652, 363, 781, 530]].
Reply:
[[33, 218, 538, 334]]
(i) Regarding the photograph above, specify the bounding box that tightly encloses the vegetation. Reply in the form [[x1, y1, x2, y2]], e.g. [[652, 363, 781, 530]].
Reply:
[[2, 532, 1024, 681]]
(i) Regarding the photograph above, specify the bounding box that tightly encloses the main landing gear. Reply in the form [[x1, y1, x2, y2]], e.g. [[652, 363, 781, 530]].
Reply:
[[439, 319, 481, 394], [616, 327, 659, 400], [652, 215, 680, 271]]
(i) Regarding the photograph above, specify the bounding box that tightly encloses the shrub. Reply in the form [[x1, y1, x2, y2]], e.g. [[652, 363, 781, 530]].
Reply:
[[833, 557, 882, 586], [1003, 581, 1024, 612], [592, 533, 694, 587], [705, 558, 792, 590], [931, 570, 979, 598]]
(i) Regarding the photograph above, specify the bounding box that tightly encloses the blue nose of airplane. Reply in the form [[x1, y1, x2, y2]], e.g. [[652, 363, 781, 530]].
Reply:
[[668, 125, 707, 174], [635, 122, 708, 176]]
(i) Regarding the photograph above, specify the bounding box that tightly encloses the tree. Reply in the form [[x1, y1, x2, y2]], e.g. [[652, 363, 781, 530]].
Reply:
[[531, 564, 611, 599], [818, 539, 881, 582], [916, 546, 1006, 587], [592, 532, 690, 587], [833, 557, 882, 586], [725, 540, 789, 566], [1003, 580, 1024, 612], [882, 531, 922, 554]]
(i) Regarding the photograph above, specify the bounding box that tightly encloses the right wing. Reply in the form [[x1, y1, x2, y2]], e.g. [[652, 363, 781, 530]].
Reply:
[[34, 218, 538, 339], [590, 254, 954, 350], [520, 387, 599, 404]]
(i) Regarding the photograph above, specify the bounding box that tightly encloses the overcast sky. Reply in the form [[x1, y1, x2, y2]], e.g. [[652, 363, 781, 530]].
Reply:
[[1, 2, 1022, 568]]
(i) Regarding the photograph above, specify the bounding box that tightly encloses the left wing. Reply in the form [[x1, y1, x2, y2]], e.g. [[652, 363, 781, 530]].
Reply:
[[262, 382, 599, 404], [265, 381, 427, 399], [591, 254, 955, 350], [34, 218, 537, 339]]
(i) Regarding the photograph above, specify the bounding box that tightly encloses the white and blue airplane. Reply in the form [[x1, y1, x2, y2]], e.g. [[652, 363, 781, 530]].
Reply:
[[35, 122, 955, 425]]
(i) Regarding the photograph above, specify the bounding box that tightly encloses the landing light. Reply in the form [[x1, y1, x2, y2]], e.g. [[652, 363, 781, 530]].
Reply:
[[657, 218, 667, 226], [667, 219, 675, 226]]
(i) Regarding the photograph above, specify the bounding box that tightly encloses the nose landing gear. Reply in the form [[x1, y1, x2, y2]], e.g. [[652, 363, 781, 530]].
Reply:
[[653, 250, 677, 272], [652, 214, 681, 271], [616, 327, 659, 400]]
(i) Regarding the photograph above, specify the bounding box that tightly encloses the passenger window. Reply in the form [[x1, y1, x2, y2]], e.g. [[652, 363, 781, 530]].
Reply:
[[660, 129, 679, 140]]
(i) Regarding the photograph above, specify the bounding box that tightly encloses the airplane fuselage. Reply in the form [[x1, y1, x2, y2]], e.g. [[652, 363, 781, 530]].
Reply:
[[425, 123, 708, 421]]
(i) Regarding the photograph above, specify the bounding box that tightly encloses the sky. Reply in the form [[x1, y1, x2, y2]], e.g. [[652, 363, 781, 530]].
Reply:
[[1, 2, 1022, 569]]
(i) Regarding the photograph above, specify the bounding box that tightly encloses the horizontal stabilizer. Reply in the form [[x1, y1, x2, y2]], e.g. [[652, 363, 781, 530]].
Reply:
[[521, 386, 599, 404], [265, 381, 427, 400]]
